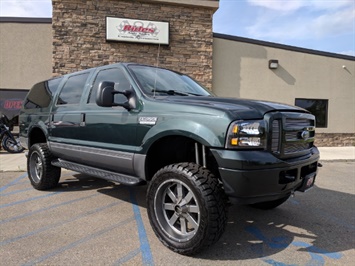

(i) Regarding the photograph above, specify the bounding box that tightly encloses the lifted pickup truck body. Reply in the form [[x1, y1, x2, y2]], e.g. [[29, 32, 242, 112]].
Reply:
[[20, 63, 319, 255]]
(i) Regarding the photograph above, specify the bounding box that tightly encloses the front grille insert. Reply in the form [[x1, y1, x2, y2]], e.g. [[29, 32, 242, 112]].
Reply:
[[269, 113, 315, 158], [271, 120, 280, 152]]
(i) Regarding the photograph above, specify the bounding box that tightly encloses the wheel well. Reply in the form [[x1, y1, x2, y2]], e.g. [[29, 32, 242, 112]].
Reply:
[[29, 127, 47, 148], [145, 136, 220, 181]]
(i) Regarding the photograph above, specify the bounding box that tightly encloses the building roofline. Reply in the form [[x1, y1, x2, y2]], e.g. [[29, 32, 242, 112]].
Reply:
[[213, 33, 355, 61], [0, 17, 52, 23]]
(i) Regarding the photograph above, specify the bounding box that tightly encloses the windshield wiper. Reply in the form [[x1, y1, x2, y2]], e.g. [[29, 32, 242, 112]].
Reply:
[[152, 89, 189, 96], [151, 89, 205, 96]]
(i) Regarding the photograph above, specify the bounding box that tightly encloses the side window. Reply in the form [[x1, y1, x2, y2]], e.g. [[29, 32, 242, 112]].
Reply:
[[88, 68, 131, 104], [24, 77, 63, 109], [57, 73, 90, 105]]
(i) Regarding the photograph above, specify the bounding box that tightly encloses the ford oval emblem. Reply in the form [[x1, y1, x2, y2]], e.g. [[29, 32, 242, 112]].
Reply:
[[301, 130, 310, 140]]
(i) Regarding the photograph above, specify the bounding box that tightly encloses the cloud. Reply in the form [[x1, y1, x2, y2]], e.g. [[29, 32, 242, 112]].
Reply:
[[312, 8, 355, 37], [245, 0, 355, 42], [247, 0, 304, 12], [247, 0, 353, 12], [0, 0, 52, 17], [339, 50, 355, 56]]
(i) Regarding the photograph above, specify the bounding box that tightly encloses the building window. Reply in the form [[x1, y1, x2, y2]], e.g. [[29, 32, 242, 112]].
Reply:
[[295, 99, 328, 128]]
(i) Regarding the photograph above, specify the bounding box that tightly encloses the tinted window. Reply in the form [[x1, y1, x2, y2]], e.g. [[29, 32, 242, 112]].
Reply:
[[295, 98, 328, 128], [89, 68, 131, 104], [57, 73, 89, 105], [24, 77, 63, 109]]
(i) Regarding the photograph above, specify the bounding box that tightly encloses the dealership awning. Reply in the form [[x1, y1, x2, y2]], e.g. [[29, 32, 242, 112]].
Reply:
[[0, 89, 29, 119]]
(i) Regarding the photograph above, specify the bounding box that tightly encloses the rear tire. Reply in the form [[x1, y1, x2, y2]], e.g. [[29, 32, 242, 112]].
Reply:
[[28, 143, 61, 190], [147, 162, 227, 255], [250, 195, 290, 210]]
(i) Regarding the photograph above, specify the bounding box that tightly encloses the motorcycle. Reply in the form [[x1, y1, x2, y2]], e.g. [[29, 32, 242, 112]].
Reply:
[[0, 114, 24, 153]]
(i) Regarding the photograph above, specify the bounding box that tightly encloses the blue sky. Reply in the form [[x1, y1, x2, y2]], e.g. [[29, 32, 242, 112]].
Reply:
[[1, 0, 354, 56]]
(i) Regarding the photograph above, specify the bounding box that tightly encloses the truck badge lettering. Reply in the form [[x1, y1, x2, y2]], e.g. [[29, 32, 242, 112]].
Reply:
[[139, 117, 157, 125]]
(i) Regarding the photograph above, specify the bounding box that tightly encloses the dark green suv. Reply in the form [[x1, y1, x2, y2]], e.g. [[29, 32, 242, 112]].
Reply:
[[19, 63, 319, 255]]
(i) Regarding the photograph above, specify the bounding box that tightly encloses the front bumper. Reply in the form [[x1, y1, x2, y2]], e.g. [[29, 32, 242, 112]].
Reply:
[[210, 147, 320, 204]]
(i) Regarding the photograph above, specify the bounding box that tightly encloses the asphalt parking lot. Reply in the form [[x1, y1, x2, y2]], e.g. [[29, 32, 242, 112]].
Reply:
[[1, 161, 354, 266]]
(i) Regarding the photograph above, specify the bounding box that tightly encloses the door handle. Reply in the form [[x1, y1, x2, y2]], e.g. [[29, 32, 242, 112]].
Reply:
[[80, 113, 86, 127]]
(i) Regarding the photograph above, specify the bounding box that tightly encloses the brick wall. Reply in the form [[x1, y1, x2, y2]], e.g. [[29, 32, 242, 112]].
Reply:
[[52, 0, 216, 89], [315, 133, 355, 147]]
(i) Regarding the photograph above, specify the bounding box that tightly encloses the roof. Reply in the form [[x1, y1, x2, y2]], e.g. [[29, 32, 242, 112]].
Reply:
[[214, 33, 355, 61]]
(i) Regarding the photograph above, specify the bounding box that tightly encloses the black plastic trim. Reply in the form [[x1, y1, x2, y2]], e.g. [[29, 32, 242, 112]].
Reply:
[[52, 158, 145, 186], [0, 17, 52, 24]]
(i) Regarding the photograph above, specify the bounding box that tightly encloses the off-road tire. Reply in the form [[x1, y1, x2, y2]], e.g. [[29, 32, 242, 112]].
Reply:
[[147, 162, 227, 255], [27, 143, 61, 190], [250, 195, 290, 210]]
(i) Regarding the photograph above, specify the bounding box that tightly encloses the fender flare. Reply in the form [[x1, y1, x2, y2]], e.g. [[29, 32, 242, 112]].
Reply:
[[140, 119, 224, 153], [28, 120, 49, 146]]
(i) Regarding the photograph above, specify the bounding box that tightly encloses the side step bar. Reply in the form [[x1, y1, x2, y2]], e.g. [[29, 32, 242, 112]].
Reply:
[[51, 159, 145, 186]]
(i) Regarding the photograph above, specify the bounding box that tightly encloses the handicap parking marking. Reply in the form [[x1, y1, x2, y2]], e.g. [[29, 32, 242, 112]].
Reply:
[[0, 190, 62, 208], [1, 200, 127, 247], [0, 172, 28, 192], [0, 194, 98, 225], [21, 217, 136, 266], [1, 173, 155, 265], [113, 248, 141, 265], [129, 187, 154, 266], [246, 225, 343, 266]]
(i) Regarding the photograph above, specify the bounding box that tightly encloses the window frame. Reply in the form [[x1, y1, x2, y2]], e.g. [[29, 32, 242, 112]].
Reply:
[[87, 67, 132, 105], [295, 98, 329, 128], [56, 72, 91, 106]]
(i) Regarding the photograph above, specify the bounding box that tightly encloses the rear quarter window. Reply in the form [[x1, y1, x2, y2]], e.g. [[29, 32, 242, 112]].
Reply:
[[24, 77, 63, 109]]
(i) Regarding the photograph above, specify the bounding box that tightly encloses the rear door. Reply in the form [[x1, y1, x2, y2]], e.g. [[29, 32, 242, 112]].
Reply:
[[49, 71, 92, 163]]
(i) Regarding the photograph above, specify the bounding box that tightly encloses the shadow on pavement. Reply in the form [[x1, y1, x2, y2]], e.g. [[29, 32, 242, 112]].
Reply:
[[50, 172, 354, 262]]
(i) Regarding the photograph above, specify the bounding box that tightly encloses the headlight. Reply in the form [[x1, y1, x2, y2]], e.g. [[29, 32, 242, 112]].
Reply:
[[226, 120, 266, 149]]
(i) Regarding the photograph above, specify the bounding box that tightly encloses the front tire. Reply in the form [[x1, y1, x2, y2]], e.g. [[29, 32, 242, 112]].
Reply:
[[28, 143, 61, 190], [147, 163, 227, 255]]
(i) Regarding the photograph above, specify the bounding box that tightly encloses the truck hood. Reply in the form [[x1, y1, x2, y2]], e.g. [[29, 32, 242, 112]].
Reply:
[[162, 96, 308, 120]]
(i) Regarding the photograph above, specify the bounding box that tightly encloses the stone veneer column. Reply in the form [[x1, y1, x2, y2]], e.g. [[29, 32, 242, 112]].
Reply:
[[52, 0, 219, 89]]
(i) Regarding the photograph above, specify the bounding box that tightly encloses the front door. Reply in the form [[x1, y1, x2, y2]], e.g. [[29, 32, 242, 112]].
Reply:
[[79, 67, 140, 175]]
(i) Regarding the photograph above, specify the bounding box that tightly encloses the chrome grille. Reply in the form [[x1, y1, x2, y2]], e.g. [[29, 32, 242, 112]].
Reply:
[[271, 120, 280, 152], [285, 118, 313, 128], [284, 142, 311, 153], [269, 113, 315, 158]]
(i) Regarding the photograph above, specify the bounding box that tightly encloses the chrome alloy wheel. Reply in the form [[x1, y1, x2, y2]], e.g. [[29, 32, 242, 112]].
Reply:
[[29, 151, 43, 183], [154, 179, 200, 242]]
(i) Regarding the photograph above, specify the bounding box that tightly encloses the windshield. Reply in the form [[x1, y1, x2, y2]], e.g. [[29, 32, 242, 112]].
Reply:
[[127, 65, 213, 97]]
